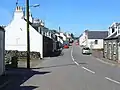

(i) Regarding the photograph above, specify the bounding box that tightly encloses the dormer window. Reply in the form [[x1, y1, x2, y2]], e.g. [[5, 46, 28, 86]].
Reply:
[[118, 26, 120, 33], [112, 28, 115, 33]]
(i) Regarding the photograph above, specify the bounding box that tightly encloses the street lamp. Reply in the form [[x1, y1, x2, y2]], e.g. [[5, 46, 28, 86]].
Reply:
[[29, 4, 40, 7], [26, 0, 39, 68]]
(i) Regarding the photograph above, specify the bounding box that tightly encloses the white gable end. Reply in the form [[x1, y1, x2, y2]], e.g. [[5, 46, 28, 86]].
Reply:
[[5, 6, 43, 58]]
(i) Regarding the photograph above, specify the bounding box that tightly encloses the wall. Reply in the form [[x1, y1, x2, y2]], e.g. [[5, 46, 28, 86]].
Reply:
[[43, 36, 53, 57], [88, 39, 103, 49], [60, 33, 66, 41], [0, 29, 5, 75], [5, 19, 43, 58], [79, 31, 87, 46], [104, 39, 118, 61]]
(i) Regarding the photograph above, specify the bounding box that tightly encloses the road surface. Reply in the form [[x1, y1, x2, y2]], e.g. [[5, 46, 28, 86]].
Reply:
[[4, 44, 120, 90]]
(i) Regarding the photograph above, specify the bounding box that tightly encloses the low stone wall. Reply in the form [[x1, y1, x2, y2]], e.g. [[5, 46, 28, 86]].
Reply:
[[5, 50, 41, 65], [5, 50, 41, 59]]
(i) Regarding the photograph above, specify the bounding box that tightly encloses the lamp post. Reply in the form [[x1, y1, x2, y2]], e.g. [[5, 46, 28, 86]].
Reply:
[[26, 0, 40, 68]]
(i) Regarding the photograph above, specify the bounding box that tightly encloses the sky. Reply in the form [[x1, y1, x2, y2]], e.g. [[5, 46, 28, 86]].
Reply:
[[0, 0, 120, 36]]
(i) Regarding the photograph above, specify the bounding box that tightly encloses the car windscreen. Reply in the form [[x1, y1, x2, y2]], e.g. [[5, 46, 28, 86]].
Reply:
[[83, 48, 90, 50]]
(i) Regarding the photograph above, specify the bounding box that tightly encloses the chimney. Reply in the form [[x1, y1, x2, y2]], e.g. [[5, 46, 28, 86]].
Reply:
[[15, 6, 23, 12], [59, 26, 61, 32], [14, 6, 24, 20]]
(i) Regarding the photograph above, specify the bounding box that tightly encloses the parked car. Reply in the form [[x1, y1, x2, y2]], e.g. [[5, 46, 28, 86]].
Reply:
[[82, 47, 91, 54], [64, 44, 69, 48], [63, 41, 69, 49]]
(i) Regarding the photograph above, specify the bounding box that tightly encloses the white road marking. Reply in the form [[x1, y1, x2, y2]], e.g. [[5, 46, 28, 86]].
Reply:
[[82, 66, 95, 74], [105, 77, 120, 85], [71, 46, 95, 74], [71, 47, 79, 66], [74, 61, 79, 66], [96, 58, 115, 66]]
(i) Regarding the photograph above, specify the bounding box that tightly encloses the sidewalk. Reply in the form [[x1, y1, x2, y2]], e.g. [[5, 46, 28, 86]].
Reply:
[[92, 50, 120, 66], [0, 59, 42, 90], [18, 59, 42, 68]]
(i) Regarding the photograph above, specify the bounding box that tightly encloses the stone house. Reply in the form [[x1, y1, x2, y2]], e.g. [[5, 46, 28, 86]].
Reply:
[[104, 22, 120, 62]]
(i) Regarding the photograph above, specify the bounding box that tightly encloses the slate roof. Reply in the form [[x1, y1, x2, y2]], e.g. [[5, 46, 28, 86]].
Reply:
[[0, 26, 5, 31], [110, 23, 120, 28], [87, 31, 108, 39], [79, 34, 83, 38]]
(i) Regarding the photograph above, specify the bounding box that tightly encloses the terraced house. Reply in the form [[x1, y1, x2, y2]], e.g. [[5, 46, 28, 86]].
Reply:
[[5, 6, 63, 59], [104, 22, 120, 63], [79, 30, 108, 50]]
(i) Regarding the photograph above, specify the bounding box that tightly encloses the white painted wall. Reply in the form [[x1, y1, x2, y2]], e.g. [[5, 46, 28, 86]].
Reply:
[[60, 33, 66, 41], [79, 31, 87, 46], [88, 39, 103, 49], [55, 33, 63, 44], [5, 6, 43, 58]]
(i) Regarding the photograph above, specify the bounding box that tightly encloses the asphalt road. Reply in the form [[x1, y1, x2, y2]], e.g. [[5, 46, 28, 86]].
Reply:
[[3, 44, 120, 90]]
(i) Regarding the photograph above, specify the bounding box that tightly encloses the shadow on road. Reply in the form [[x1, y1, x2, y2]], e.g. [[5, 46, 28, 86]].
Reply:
[[32, 62, 87, 69], [2, 68, 51, 90], [49, 50, 64, 57], [17, 86, 38, 90]]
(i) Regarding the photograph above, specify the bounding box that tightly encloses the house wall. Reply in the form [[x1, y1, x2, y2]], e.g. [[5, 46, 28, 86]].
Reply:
[[88, 39, 103, 49], [55, 33, 63, 44], [0, 28, 5, 75], [103, 39, 118, 61], [79, 32, 87, 46], [60, 33, 66, 41], [5, 12, 43, 58], [43, 36, 53, 57]]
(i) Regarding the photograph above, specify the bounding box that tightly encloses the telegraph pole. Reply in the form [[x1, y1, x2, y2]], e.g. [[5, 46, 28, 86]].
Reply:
[[26, 0, 30, 68]]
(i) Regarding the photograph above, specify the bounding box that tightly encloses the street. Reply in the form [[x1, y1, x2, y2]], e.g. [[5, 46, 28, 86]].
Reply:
[[3, 44, 120, 90]]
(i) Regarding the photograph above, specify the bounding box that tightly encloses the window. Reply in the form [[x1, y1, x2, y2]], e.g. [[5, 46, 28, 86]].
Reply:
[[83, 47, 90, 50], [104, 43, 107, 52], [113, 44, 116, 54], [94, 40, 98, 44], [112, 28, 115, 33], [118, 26, 120, 33]]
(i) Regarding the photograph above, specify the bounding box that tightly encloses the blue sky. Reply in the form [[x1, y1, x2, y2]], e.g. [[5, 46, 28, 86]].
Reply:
[[0, 0, 120, 36]]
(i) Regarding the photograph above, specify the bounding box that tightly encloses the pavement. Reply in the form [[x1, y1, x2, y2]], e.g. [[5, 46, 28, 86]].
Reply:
[[1, 44, 120, 90], [92, 49, 120, 66]]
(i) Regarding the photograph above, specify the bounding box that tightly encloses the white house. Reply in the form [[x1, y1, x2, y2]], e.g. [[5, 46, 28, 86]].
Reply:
[[79, 31, 87, 46], [79, 30, 108, 49], [5, 6, 43, 58], [55, 33, 63, 44], [59, 32, 67, 41]]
